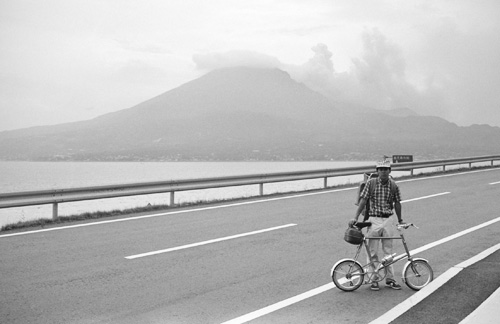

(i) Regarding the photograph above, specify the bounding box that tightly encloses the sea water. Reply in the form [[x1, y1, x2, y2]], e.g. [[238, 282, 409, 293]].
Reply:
[[1, 161, 380, 227], [1, 159, 490, 228]]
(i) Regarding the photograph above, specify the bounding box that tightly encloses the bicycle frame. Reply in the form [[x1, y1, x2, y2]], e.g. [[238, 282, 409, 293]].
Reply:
[[353, 226, 417, 281], [332, 223, 433, 291]]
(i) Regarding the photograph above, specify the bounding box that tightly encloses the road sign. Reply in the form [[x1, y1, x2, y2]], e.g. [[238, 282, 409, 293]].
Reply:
[[393, 155, 413, 163]]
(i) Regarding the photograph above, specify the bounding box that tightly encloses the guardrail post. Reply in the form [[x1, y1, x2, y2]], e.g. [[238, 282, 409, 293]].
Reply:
[[170, 192, 175, 206], [52, 203, 58, 220], [469, 162, 472, 169], [443, 165, 446, 172], [324, 177, 328, 188], [259, 183, 264, 196], [410, 169, 414, 176]]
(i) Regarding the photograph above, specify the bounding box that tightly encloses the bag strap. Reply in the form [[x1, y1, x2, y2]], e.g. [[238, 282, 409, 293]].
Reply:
[[388, 179, 397, 206], [368, 178, 375, 197]]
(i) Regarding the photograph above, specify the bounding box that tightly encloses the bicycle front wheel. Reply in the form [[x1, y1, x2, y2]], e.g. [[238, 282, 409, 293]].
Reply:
[[403, 259, 434, 290], [331, 259, 365, 292]]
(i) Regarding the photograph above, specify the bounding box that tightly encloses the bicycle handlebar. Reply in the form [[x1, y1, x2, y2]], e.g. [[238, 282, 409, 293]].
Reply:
[[397, 223, 418, 229]]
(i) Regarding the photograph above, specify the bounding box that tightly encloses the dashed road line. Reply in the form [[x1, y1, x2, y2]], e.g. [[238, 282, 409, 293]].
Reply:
[[125, 223, 297, 260], [402, 192, 450, 202]]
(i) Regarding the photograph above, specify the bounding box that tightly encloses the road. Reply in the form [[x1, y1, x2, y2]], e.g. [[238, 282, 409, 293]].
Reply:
[[1, 168, 500, 323]]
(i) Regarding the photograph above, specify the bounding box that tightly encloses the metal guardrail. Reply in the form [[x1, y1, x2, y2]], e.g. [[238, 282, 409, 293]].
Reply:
[[1, 155, 500, 220]]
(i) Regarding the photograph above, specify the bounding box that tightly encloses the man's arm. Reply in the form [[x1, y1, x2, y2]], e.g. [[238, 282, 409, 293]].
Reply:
[[394, 201, 403, 223], [351, 197, 367, 225]]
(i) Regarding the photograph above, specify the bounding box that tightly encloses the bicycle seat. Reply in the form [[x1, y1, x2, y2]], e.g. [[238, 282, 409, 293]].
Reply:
[[354, 222, 372, 229]]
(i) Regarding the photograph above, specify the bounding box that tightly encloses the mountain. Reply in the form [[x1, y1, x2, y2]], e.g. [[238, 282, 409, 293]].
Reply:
[[380, 107, 419, 117], [1, 67, 500, 161]]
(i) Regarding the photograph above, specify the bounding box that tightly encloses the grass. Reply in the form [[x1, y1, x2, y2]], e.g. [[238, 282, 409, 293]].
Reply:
[[2, 164, 499, 232]]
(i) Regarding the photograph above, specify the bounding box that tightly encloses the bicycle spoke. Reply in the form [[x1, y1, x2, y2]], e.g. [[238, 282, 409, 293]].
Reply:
[[404, 260, 433, 290], [332, 260, 365, 291]]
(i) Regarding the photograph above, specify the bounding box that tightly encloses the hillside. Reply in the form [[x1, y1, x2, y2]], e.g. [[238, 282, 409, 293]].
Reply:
[[1, 67, 499, 161]]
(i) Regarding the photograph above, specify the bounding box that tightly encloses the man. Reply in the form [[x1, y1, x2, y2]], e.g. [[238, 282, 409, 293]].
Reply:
[[352, 159, 403, 290]]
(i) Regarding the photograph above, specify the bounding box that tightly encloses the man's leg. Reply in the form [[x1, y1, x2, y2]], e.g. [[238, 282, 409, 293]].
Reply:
[[381, 233, 402, 289], [381, 236, 394, 280], [367, 227, 382, 290]]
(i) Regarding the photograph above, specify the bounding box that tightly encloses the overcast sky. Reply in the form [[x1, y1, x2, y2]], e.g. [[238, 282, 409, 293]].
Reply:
[[1, 0, 500, 131]]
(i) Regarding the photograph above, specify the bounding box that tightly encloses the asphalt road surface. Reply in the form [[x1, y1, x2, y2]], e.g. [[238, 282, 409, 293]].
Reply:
[[2, 168, 500, 324]]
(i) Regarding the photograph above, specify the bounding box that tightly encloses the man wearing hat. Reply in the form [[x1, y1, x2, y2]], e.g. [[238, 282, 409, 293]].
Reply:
[[352, 158, 403, 290]]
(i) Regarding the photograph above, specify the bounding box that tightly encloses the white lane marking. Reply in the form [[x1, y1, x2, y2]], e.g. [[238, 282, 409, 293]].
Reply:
[[397, 167, 500, 184], [0, 188, 352, 238], [489, 181, 500, 185], [372, 267, 462, 324], [221, 283, 335, 324], [401, 192, 450, 203], [407, 217, 500, 256], [370, 242, 500, 324], [220, 216, 500, 324], [459, 272, 500, 324], [125, 223, 297, 260], [0, 188, 447, 239]]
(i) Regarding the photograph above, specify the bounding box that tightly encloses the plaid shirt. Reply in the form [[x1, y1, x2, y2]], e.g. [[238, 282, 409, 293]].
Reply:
[[360, 178, 401, 216]]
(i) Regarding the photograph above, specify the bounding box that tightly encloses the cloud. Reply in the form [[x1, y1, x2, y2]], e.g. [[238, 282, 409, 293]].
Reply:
[[284, 29, 451, 120], [285, 43, 336, 96], [115, 40, 172, 55], [192, 50, 282, 70], [412, 17, 500, 125], [189, 25, 499, 127], [189, 35, 450, 121], [342, 29, 430, 112]]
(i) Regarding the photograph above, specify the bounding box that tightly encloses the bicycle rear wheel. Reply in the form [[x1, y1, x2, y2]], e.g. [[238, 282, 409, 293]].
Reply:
[[403, 259, 433, 290], [331, 259, 364, 291]]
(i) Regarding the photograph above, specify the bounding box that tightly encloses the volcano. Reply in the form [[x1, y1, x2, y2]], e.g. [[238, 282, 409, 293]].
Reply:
[[1, 67, 499, 161]]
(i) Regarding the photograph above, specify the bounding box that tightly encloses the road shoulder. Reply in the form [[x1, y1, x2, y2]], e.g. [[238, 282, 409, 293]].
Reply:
[[370, 243, 500, 324]]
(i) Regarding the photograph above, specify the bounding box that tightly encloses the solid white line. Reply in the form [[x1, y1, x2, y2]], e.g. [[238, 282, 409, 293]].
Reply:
[[460, 283, 500, 324], [408, 217, 500, 256], [125, 223, 297, 260], [220, 216, 500, 324], [1, 166, 498, 238], [489, 181, 500, 185], [398, 167, 500, 184], [220, 283, 335, 324], [369, 267, 463, 324], [455, 242, 500, 268], [0, 189, 446, 239], [0, 187, 352, 238], [3, 165, 494, 239], [370, 242, 500, 324]]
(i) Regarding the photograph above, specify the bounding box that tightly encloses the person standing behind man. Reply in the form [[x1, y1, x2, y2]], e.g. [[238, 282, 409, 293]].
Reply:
[[351, 159, 403, 290]]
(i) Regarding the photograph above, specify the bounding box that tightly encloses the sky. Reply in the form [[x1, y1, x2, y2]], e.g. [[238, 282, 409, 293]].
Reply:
[[1, 0, 500, 132]]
